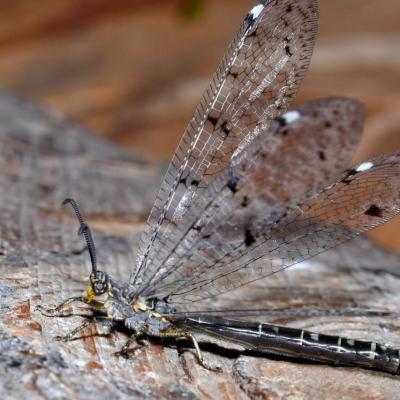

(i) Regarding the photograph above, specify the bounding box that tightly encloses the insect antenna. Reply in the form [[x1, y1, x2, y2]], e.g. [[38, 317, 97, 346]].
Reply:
[[63, 198, 98, 273]]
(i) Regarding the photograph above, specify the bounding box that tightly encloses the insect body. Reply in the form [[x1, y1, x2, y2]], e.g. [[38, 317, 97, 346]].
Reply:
[[38, 0, 400, 374]]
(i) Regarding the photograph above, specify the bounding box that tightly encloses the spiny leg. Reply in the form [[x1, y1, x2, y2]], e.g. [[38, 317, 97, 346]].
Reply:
[[115, 328, 147, 358], [176, 344, 194, 381], [55, 317, 113, 342], [37, 295, 108, 340], [36, 296, 87, 316], [36, 295, 104, 317], [55, 319, 94, 342], [159, 329, 221, 372]]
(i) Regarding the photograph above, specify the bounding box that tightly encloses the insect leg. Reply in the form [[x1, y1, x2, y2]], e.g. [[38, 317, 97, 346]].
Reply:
[[55, 319, 93, 342], [159, 329, 221, 371], [115, 327, 147, 357], [36, 296, 104, 317], [55, 316, 113, 342]]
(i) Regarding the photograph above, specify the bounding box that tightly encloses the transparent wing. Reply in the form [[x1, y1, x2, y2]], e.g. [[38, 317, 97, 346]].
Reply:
[[137, 97, 364, 299], [131, 0, 319, 289], [163, 152, 400, 303]]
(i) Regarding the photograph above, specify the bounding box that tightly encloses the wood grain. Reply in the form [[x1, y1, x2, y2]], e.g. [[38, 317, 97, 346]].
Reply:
[[1, 92, 400, 399]]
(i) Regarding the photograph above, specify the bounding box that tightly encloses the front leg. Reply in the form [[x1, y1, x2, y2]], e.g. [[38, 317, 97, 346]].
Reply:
[[36, 294, 104, 317], [55, 317, 114, 342]]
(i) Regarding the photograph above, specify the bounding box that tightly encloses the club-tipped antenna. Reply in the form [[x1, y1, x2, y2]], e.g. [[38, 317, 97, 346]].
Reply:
[[63, 198, 97, 273]]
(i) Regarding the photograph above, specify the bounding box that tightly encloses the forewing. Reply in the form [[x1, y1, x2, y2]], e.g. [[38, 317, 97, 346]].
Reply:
[[131, 0, 319, 289], [137, 98, 364, 299], [164, 152, 400, 303]]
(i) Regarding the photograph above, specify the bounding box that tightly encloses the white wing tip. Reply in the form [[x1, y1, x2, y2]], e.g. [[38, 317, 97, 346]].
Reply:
[[282, 110, 301, 125], [250, 4, 265, 19], [356, 161, 374, 172]]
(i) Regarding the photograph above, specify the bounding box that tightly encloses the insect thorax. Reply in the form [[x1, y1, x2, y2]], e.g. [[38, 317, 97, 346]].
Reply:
[[105, 278, 175, 336], [124, 297, 175, 336]]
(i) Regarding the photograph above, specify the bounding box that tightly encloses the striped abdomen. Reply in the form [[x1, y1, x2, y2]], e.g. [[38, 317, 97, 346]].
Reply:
[[182, 317, 400, 374]]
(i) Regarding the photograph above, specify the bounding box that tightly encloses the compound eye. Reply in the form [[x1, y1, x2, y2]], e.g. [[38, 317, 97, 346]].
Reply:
[[90, 271, 108, 295], [95, 282, 105, 293]]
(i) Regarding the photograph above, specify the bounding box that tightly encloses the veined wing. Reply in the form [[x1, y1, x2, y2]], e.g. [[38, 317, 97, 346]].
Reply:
[[137, 97, 364, 299], [131, 0, 319, 289], [163, 152, 400, 303]]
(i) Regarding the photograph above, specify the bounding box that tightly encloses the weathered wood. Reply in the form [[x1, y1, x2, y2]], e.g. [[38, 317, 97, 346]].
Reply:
[[1, 92, 400, 399]]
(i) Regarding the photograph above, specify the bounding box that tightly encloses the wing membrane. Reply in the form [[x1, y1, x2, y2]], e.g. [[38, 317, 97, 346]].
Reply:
[[131, 0, 319, 289], [137, 98, 364, 299], [164, 152, 400, 303]]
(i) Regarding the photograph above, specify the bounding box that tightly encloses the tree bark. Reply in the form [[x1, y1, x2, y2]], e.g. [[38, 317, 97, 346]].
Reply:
[[1, 91, 400, 399]]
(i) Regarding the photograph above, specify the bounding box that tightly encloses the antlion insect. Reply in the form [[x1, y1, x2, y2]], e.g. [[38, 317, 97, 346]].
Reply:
[[38, 0, 400, 374]]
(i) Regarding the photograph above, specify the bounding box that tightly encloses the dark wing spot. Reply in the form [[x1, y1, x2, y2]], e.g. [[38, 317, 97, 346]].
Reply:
[[245, 229, 256, 247], [277, 116, 287, 127], [245, 13, 256, 27], [190, 180, 200, 187], [208, 115, 218, 127], [285, 45, 293, 57], [325, 121, 332, 128], [286, 4, 293, 13], [318, 151, 326, 161], [227, 168, 240, 193], [179, 177, 187, 186], [228, 71, 238, 79], [341, 168, 358, 184], [284, 37, 293, 57], [241, 196, 249, 208], [365, 205, 383, 218], [281, 129, 289, 136], [248, 29, 258, 38], [227, 177, 239, 193], [221, 121, 232, 136]]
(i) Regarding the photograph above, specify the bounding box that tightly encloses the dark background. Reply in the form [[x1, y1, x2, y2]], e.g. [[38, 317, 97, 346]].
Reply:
[[1, 0, 399, 249]]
